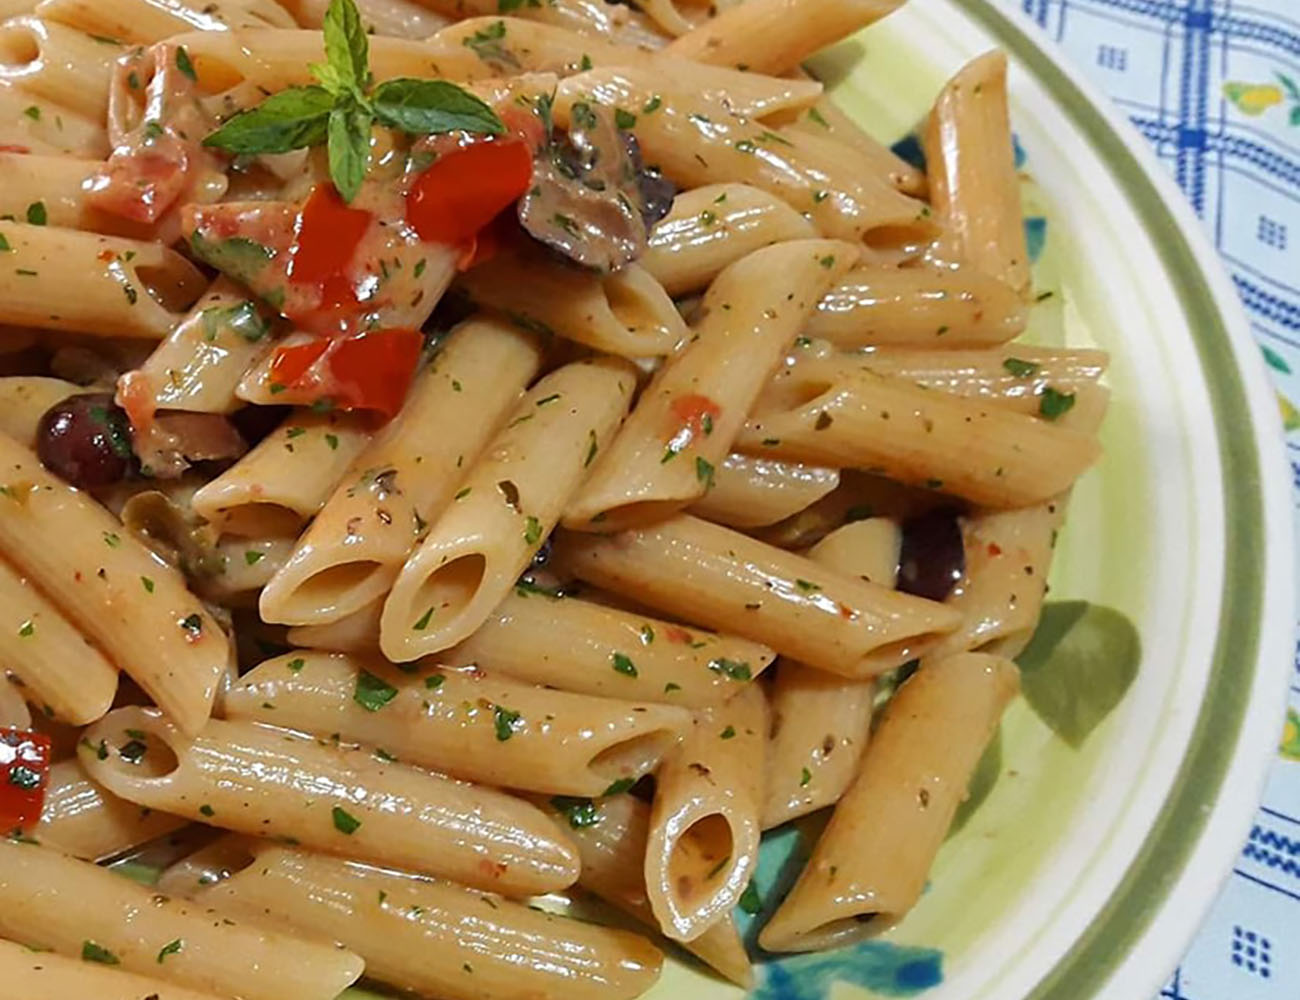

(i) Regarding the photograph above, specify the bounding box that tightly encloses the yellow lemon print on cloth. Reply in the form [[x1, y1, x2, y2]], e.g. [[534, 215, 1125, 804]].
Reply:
[[1223, 82, 1284, 115], [1282, 708, 1300, 762]]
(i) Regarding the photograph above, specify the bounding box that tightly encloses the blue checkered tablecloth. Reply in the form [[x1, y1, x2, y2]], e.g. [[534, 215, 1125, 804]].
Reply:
[[1001, 1, 1300, 996]]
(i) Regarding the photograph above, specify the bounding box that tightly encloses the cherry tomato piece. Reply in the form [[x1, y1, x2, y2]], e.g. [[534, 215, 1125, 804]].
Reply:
[[288, 183, 374, 286], [0, 729, 52, 831], [405, 139, 533, 248], [268, 328, 422, 418]]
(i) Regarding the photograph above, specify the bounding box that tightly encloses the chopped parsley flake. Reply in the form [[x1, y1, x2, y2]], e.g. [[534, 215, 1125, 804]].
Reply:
[[795, 579, 820, 593], [602, 777, 635, 796], [199, 804, 215, 817], [611, 652, 638, 677], [739, 880, 762, 914], [639, 625, 654, 645], [1039, 387, 1076, 420], [708, 658, 751, 681], [82, 941, 119, 965], [157, 938, 183, 963], [1003, 357, 1041, 378], [140, 576, 155, 593], [551, 795, 600, 828], [523, 515, 543, 545], [332, 806, 361, 835], [354, 670, 398, 712], [720, 725, 736, 740], [800, 766, 812, 786], [493, 705, 522, 741], [413, 607, 434, 630], [286, 657, 305, 673]]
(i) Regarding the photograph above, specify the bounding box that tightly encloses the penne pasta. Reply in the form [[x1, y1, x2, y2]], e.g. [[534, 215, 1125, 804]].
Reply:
[[34, 758, 188, 861], [759, 652, 1019, 951], [555, 70, 937, 250], [688, 452, 839, 529], [761, 518, 900, 829], [193, 407, 373, 536], [565, 240, 854, 531], [924, 52, 1031, 296], [0, 17, 120, 120], [225, 651, 691, 797], [457, 248, 687, 359], [805, 263, 1029, 348], [1, 937, 230, 1000], [79, 705, 582, 895], [780, 94, 927, 196], [445, 587, 776, 707], [34, 0, 293, 44], [0, 223, 206, 340], [179, 841, 664, 1000], [645, 681, 766, 941], [554, 514, 958, 677], [277, 0, 449, 38], [737, 367, 1101, 508], [0, 151, 149, 238], [641, 183, 817, 296], [0, 555, 117, 724], [0, 375, 78, 449], [411, 0, 666, 46], [130, 279, 278, 414], [927, 500, 1064, 660], [0, 837, 365, 1000], [0, 431, 227, 735], [381, 357, 635, 658], [665, 0, 904, 74], [260, 317, 543, 625], [0, 81, 107, 156], [554, 788, 753, 987]]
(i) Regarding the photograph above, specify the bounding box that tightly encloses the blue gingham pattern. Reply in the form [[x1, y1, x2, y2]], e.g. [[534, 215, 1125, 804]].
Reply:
[[1001, 1, 1300, 996]]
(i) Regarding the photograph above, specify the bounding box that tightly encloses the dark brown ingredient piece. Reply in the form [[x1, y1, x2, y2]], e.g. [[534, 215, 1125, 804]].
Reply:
[[896, 509, 966, 602], [517, 102, 675, 272], [36, 393, 135, 489]]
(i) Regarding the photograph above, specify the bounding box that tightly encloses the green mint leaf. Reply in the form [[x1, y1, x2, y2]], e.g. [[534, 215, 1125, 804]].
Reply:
[[203, 86, 334, 154], [328, 102, 372, 203], [322, 0, 370, 93], [370, 78, 504, 138]]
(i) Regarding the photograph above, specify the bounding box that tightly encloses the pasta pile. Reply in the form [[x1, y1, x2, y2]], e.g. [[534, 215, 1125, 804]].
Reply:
[[0, 0, 1108, 997]]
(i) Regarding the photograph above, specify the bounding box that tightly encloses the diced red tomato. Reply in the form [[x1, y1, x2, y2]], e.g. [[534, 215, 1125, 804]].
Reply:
[[0, 729, 52, 832], [269, 327, 422, 418], [116, 370, 158, 435], [85, 147, 190, 225], [663, 625, 695, 644], [405, 139, 533, 249], [289, 184, 373, 285], [0, 145, 31, 154], [670, 394, 722, 438]]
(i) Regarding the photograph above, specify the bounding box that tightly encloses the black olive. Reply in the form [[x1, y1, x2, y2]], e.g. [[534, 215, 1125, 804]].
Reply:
[[896, 509, 965, 602], [228, 404, 290, 447], [36, 393, 135, 489]]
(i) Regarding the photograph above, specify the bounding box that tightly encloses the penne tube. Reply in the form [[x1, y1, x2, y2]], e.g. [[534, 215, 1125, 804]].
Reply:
[[555, 70, 937, 249], [0, 432, 227, 735], [925, 52, 1031, 296], [0, 151, 149, 237], [566, 240, 855, 531], [665, 0, 903, 74], [641, 184, 817, 296], [805, 263, 1029, 347], [645, 682, 766, 941], [780, 95, 926, 196], [430, 17, 819, 118], [446, 587, 776, 707], [225, 651, 691, 797], [759, 652, 1019, 951], [0, 222, 206, 340], [736, 367, 1102, 508], [260, 317, 543, 626], [760, 518, 900, 830], [289, 596, 383, 653], [0, 375, 78, 449], [0, 838, 364, 1000], [266, 0, 447, 38], [180, 842, 663, 1000], [457, 249, 687, 359], [688, 452, 839, 529], [0, 17, 119, 121], [413, 0, 666, 47], [381, 357, 635, 659], [554, 789, 753, 987], [554, 514, 959, 677], [0, 555, 117, 724], [0, 82, 108, 156], [34, 758, 188, 861], [0, 937, 231, 1000], [79, 705, 581, 895], [193, 408, 373, 537], [927, 500, 1064, 660], [34, 0, 291, 43], [130, 279, 278, 415]]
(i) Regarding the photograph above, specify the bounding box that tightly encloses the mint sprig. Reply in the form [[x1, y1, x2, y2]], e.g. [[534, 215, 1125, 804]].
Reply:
[[203, 0, 504, 201]]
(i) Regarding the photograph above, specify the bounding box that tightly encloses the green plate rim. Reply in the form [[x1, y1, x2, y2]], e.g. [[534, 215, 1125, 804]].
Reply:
[[941, 1, 1268, 998]]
